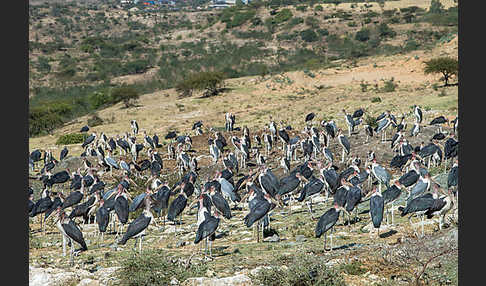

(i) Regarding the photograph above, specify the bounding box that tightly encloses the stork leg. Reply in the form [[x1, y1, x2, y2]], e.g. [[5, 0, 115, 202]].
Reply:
[[133, 236, 138, 251], [421, 214, 425, 237], [69, 238, 74, 266], [391, 202, 395, 225], [324, 232, 327, 251], [62, 235, 67, 257], [139, 235, 143, 254], [330, 227, 334, 251]]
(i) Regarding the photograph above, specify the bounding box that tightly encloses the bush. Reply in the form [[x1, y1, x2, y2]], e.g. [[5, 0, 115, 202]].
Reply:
[[274, 8, 293, 24], [381, 78, 397, 92], [29, 102, 74, 136], [176, 71, 226, 98], [111, 86, 140, 108], [317, 28, 329, 36], [116, 251, 208, 286], [314, 5, 323, 12], [365, 115, 378, 129], [355, 28, 371, 42], [87, 114, 104, 127], [300, 29, 319, 42], [296, 5, 307, 12], [56, 133, 88, 145], [377, 22, 396, 38], [371, 97, 382, 103], [305, 16, 319, 29], [36, 56, 51, 73], [250, 254, 345, 286], [340, 261, 367, 275], [89, 91, 113, 109]]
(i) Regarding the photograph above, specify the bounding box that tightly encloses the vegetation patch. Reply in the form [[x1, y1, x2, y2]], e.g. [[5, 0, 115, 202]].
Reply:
[[250, 254, 346, 286], [55, 133, 88, 145], [116, 250, 208, 286]]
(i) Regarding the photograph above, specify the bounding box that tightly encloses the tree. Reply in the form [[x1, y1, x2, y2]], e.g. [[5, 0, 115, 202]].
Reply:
[[429, 0, 444, 14], [355, 28, 370, 42], [424, 57, 458, 86], [300, 29, 319, 42], [176, 71, 226, 98], [111, 86, 140, 108]]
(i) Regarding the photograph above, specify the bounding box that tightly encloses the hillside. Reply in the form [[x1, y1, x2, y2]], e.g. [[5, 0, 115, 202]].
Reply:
[[28, 0, 457, 136], [29, 1, 458, 285]]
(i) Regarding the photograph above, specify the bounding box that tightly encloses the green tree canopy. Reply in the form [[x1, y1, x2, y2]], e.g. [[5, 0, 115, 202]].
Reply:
[[424, 57, 458, 86], [176, 71, 226, 98]]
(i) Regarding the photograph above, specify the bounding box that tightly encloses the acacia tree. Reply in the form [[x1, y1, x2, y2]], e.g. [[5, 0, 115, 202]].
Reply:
[[176, 71, 226, 98], [111, 86, 140, 108], [424, 57, 458, 86]]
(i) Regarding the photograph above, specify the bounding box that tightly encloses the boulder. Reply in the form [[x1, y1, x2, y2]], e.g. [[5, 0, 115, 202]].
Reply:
[[182, 274, 252, 286]]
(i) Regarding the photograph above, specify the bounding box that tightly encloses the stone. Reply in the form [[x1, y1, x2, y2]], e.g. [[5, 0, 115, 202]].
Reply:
[[263, 234, 280, 242], [176, 240, 187, 248], [77, 278, 100, 286], [182, 274, 252, 286], [295, 235, 307, 242], [170, 277, 180, 285]]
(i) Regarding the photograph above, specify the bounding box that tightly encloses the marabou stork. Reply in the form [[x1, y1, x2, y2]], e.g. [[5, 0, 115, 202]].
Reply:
[[315, 203, 341, 251]]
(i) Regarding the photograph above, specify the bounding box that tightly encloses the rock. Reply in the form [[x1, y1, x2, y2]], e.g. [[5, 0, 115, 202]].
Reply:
[[205, 269, 215, 277], [263, 234, 280, 242], [96, 267, 120, 285], [325, 258, 345, 267], [295, 235, 307, 242], [29, 267, 91, 286], [182, 274, 252, 286], [170, 277, 180, 285], [176, 240, 187, 248], [77, 278, 100, 286], [249, 266, 272, 276]]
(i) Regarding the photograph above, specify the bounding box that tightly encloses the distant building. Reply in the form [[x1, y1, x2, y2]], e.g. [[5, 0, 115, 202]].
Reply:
[[210, 0, 250, 9]]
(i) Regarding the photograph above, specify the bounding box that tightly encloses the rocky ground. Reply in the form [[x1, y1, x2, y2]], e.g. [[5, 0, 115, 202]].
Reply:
[[29, 119, 459, 285]]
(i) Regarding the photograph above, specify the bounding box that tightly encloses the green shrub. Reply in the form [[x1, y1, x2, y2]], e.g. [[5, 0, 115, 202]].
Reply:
[[274, 8, 293, 24], [371, 97, 382, 103], [296, 5, 307, 12], [403, 39, 420, 51], [176, 71, 226, 98], [88, 90, 112, 109], [365, 115, 378, 129], [300, 29, 319, 42], [56, 133, 88, 145], [87, 114, 104, 127], [36, 56, 51, 73], [316, 28, 329, 36], [355, 28, 370, 42], [305, 16, 319, 29], [377, 22, 397, 38], [111, 86, 140, 108], [314, 5, 323, 12], [340, 261, 367, 275], [360, 81, 369, 92], [116, 250, 208, 286], [381, 78, 397, 92], [285, 17, 304, 29], [250, 254, 345, 286], [29, 102, 74, 136]]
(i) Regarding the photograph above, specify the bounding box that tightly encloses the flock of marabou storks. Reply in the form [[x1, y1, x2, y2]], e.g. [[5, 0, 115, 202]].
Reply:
[[29, 105, 459, 263]]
